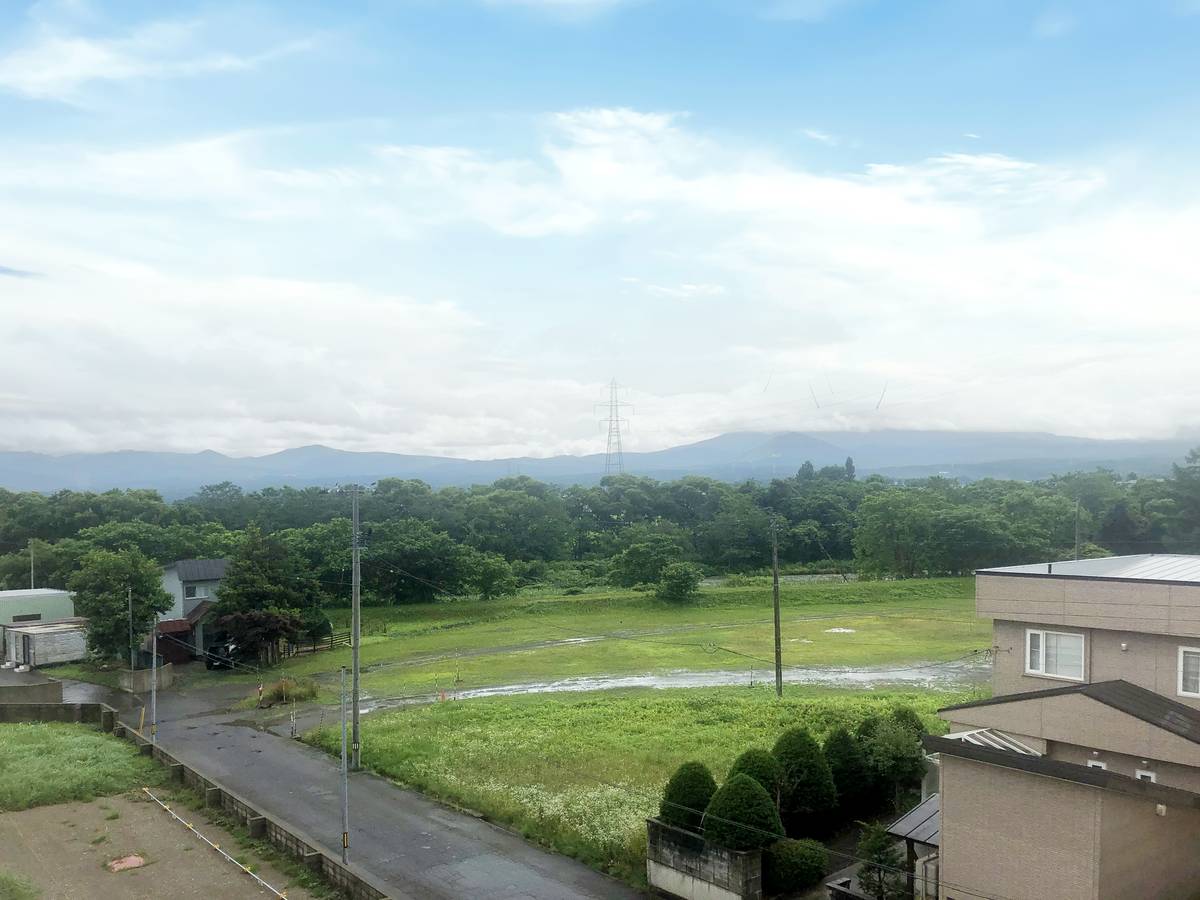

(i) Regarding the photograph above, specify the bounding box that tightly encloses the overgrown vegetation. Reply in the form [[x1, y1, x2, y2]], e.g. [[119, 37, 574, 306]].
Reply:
[[0, 723, 163, 811], [0, 870, 39, 900], [304, 686, 960, 884]]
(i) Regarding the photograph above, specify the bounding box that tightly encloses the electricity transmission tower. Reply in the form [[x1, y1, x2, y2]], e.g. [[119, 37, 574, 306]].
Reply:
[[597, 379, 632, 475]]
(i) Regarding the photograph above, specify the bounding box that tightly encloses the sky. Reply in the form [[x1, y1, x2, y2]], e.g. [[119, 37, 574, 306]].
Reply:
[[1, 0, 1199, 459]]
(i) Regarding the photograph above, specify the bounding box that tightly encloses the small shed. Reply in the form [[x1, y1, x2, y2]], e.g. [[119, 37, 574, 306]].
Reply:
[[2, 618, 88, 667]]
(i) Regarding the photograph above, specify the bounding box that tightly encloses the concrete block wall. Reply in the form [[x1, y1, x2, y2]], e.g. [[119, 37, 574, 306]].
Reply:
[[7, 701, 389, 900], [646, 818, 762, 900]]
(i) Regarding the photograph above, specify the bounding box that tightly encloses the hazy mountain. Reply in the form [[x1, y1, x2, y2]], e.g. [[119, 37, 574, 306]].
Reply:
[[0, 431, 1194, 497]]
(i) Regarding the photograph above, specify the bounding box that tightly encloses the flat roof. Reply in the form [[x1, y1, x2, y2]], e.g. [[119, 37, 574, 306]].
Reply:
[[0, 588, 71, 600], [978, 554, 1200, 586], [2, 618, 87, 635]]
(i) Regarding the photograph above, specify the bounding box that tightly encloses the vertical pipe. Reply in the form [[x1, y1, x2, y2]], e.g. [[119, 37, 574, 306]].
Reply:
[[150, 619, 158, 744], [128, 587, 135, 671]]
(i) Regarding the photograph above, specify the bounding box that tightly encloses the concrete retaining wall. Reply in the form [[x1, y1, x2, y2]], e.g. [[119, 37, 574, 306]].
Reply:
[[0, 679, 63, 704], [118, 663, 174, 693], [646, 818, 762, 900], [7, 702, 389, 900]]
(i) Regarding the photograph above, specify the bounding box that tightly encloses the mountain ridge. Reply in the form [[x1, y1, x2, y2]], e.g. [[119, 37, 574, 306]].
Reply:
[[1, 430, 1195, 497]]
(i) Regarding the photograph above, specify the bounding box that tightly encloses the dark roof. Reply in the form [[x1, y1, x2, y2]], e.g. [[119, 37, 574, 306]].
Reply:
[[156, 618, 192, 634], [166, 559, 228, 582], [185, 600, 215, 625], [887, 793, 939, 847], [924, 734, 1200, 807], [941, 679, 1200, 746]]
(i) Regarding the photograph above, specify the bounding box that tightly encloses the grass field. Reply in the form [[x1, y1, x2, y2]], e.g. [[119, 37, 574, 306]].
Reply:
[[266, 577, 984, 699], [306, 684, 974, 883], [0, 723, 163, 812]]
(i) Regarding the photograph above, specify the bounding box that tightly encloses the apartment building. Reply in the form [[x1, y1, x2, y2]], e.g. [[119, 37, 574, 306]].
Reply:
[[909, 555, 1200, 900]]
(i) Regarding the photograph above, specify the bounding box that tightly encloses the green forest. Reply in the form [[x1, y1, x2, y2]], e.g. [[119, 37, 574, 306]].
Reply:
[[3, 448, 1200, 605]]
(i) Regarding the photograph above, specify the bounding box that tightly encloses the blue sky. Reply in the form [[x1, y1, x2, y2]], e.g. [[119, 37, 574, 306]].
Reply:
[[1, 0, 1198, 457]]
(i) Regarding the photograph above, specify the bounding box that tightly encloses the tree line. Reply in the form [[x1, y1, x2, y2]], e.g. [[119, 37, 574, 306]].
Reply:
[[2, 448, 1200, 604]]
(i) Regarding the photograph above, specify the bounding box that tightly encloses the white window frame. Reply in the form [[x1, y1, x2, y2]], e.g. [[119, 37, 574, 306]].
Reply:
[[1136, 769, 1157, 783], [1178, 646, 1200, 698], [1025, 628, 1085, 682], [1087, 760, 1107, 770]]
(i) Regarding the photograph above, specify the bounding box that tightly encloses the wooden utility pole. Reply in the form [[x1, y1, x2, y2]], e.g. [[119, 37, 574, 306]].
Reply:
[[350, 485, 362, 770], [772, 522, 782, 699], [1074, 499, 1081, 560]]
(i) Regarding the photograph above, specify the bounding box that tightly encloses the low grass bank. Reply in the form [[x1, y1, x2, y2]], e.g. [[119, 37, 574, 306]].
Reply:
[[40, 661, 124, 690], [0, 723, 164, 811], [306, 685, 974, 884]]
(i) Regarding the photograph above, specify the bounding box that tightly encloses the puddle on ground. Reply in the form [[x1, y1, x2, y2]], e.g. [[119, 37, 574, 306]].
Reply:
[[358, 659, 989, 714]]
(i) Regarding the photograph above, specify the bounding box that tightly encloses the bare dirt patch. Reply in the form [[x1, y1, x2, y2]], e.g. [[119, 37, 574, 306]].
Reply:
[[0, 792, 318, 899]]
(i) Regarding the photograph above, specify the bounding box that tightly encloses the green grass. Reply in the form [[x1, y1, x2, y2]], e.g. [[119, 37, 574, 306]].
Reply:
[[306, 684, 977, 883], [250, 578, 985, 697], [0, 870, 39, 900], [40, 662, 124, 690], [0, 723, 164, 811]]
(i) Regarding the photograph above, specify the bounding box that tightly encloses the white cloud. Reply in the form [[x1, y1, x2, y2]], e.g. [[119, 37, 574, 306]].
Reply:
[[0, 14, 313, 101], [2, 106, 1199, 455], [802, 128, 839, 146]]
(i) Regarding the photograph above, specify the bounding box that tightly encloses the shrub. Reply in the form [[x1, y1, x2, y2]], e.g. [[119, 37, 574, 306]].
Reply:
[[763, 838, 829, 896], [856, 821, 905, 900], [728, 748, 783, 805], [862, 718, 927, 812], [659, 761, 717, 832], [703, 774, 784, 851], [772, 727, 837, 838], [823, 726, 871, 820], [889, 705, 927, 740], [655, 562, 703, 604], [261, 677, 319, 705]]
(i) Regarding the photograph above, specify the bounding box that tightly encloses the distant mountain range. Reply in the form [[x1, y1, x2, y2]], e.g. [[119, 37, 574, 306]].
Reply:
[[1, 431, 1196, 497]]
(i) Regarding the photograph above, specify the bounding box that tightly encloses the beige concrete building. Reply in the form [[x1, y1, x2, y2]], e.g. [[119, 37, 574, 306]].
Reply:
[[908, 555, 1200, 900]]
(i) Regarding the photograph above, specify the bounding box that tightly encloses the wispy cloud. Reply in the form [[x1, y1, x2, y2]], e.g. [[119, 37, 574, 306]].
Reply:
[[0, 15, 314, 102], [802, 128, 839, 146], [0, 264, 40, 278], [963, 132, 981, 140], [481, 0, 637, 19], [1033, 8, 1076, 39]]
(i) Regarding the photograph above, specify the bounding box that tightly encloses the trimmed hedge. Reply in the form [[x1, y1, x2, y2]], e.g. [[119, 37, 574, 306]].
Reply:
[[772, 727, 837, 838], [703, 774, 785, 851], [763, 838, 829, 896], [728, 748, 783, 802], [660, 761, 718, 832]]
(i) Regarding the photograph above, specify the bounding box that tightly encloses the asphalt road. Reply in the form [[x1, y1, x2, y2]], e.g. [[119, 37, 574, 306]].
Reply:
[[72, 681, 642, 900]]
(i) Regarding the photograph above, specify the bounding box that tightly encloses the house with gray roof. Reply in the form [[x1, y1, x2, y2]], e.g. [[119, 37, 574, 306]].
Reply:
[[156, 558, 229, 663], [887, 555, 1200, 900]]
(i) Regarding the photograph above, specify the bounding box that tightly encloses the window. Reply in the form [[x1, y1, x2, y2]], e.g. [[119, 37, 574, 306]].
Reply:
[[1179, 647, 1200, 698], [184, 585, 209, 600], [1136, 770, 1157, 783], [11, 613, 41, 623], [1087, 760, 1107, 770], [1026, 629, 1084, 681]]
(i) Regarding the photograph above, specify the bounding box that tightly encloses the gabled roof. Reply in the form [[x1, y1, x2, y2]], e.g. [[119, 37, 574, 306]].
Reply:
[[941, 680, 1200, 745], [165, 559, 229, 582], [185, 599, 215, 624], [942, 727, 1041, 755], [978, 554, 1200, 586], [924, 734, 1200, 807]]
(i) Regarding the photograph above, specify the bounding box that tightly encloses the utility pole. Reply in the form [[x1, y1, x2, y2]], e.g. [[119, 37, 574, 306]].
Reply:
[[340, 666, 350, 865], [150, 617, 158, 744], [350, 485, 362, 770], [128, 587, 135, 671], [1080, 501, 1089, 564], [771, 520, 783, 699], [28, 539, 33, 589]]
